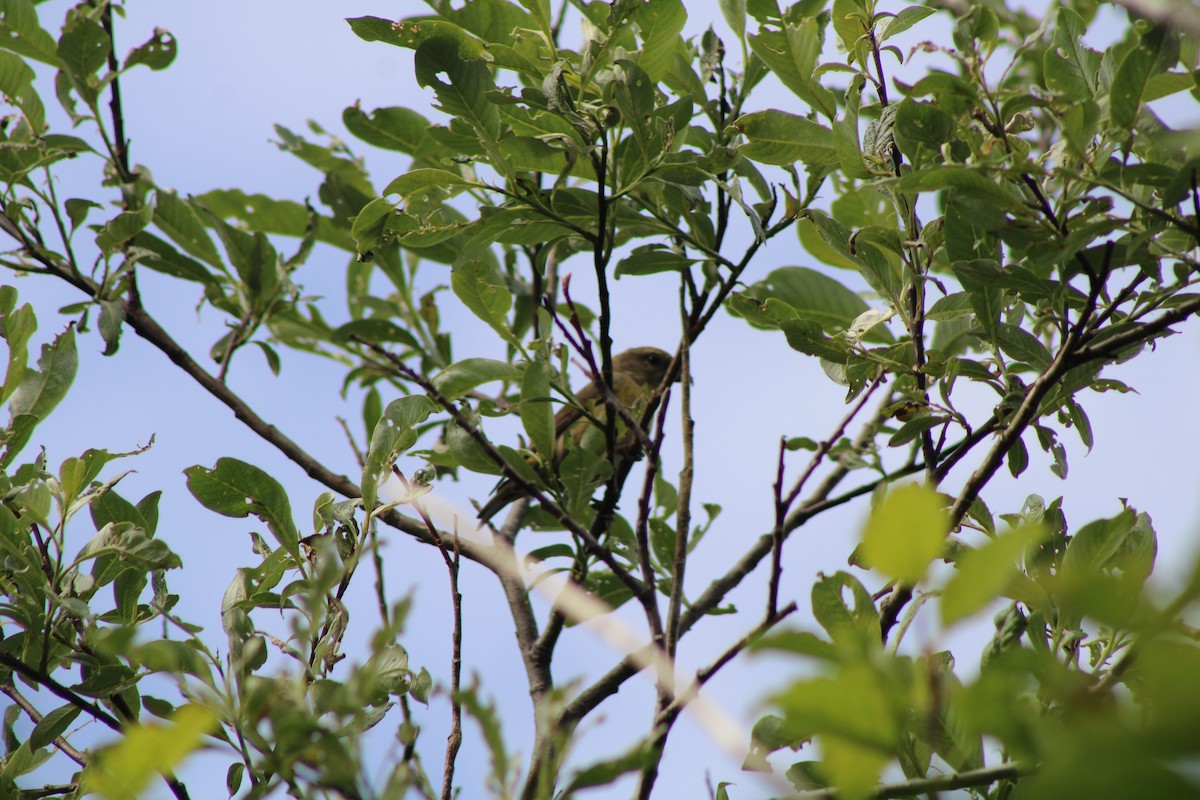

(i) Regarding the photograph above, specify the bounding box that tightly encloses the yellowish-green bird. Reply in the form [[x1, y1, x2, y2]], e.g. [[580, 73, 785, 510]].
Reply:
[[476, 346, 676, 523]]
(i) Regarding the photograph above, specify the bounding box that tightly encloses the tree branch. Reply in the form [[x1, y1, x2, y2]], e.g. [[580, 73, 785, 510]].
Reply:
[[0, 682, 89, 766], [0, 651, 122, 733], [795, 761, 1029, 799]]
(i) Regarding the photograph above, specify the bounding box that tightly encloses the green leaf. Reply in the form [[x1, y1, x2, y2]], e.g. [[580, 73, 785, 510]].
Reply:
[[580, 569, 634, 615], [422, 0, 534, 47], [332, 319, 421, 350], [350, 196, 396, 256], [1043, 8, 1100, 101], [893, 98, 952, 156], [0, 0, 60, 67], [860, 483, 948, 584], [877, 6, 936, 43], [994, 323, 1052, 370], [411, 667, 433, 703], [926, 292, 973, 321], [1061, 508, 1140, 578], [1144, 70, 1193, 102], [90, 486, 155, 534], [196, 189, 353, 251], [131, 233, 215, 285], [65, 197, 100, 232], [520, 355, 555, 459], [30, 704, 81, 750], [446, 421, 507, 477], [518, 0, 552, 32], [451, 249, 519, 348], [558, 442, 613, 517], [10, 324, 76, 422], [747, 20, 837, 120], [344, 105, 439, 156], [83, 706, 216, 800], [750, 630, 838, 661], [95, 203, 154, 255], [431, 358, 521, 400], [0, 294, 35, 406], [610, 58, 659, 181], [730, 109, 837, 166], [456, 684, 511, 793], [747, 0, 781, 22], [719, 0, 746, 43], [834, 74, 869, 179], [0, 49, 42, 130], [124, 28, 176, 71], [414, 37, 506, 171], [345, 16, 485, 58], [1003, 434, 1029, 480], [382, 168, 474, 201], [797, 212, 858, 270], [771, 664, 901, 748], [97, 299, 124, 356], [780, 317, 852, 361], [1109, 24, 1177, 136], [737, 267, 892, 340], [811, 571, 879, 649], [615, 245, 697, 277], [198, 210, 280, 310], [941, 524, 1047, 626], [785, 761, 829, 791], [821, 736, 890, 800], [952, 259, 1003, 343], [56, 13, 109, 103], [564, 742, 656, 792], [726, 292, 797, 330], [894, 166, 1022, 210], [153, 191, 223, 268], [831, 0, 867, 56], [363, 395, 438, 507], [184, 458, 300, 554], [135, 640, 214, 682], [632, 0, 687, 82], [226, 763, 244, 797]]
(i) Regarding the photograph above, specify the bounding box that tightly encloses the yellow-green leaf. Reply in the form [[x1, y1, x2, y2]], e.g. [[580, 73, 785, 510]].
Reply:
[[941, 524, 1046, 626], [84, 705, 217, 800], [859, 483, 948, 583]]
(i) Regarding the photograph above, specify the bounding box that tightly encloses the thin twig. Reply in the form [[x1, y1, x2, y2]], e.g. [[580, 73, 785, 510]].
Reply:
[[783, 377, 886, 510], [439, 527, 463, 800], [665, 322, 693, 655], [100, 3, 131, 182], [590, 130, 619, 517], [659, 601, 799, 723], [768, 437, 788, 619], [632, 412, 667, 643], [636, 602, 800, 800], [795, 761, 1029, 799]]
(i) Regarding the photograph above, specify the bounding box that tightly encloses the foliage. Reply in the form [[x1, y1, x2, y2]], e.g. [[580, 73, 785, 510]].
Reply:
[[1, 1, 1200, 799]]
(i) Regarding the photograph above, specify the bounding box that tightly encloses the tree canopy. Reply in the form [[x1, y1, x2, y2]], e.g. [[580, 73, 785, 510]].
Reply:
[[2, 1, 1200, 799]]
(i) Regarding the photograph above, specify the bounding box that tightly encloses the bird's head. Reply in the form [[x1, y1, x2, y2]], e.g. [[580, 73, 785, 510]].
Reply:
[[612, 346, 676, 390]]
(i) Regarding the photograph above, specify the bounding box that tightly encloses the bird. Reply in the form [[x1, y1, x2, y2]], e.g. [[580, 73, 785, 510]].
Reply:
[[475, 346, 676, 524]]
